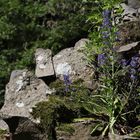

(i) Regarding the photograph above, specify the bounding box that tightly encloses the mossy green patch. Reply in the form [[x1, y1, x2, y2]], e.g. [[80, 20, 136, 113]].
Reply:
[[57, 123, 75, 135], [0, 129, 7, 139]]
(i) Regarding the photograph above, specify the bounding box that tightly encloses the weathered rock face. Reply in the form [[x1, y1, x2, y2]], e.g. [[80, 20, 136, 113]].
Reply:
[[0, 69, 52, 121], [53, 39, 94, 88], [0, 120, 9, 131], [118, 20, 140, 46], [11, 117, 47, 140], [128, 0, 140, 9], [121, 3, 139, 22], [117, 2, 140, 46], [116, 41, 140, 53], [57, 122, 100, 140], [34, 39, 94, 89], [35, 48, 55, 78], [0, 116, 47, 140]]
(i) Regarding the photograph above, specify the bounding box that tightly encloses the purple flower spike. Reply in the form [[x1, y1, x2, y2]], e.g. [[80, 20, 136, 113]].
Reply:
[[63, 74, 71, 85], [130, 56, 139, 68], [130, 74, 137, 80], [102, 31, 110, 39], [97, 54, 106, 66], [115, 31, 121, 42], [130, 68, 136, 74], [121, 59, 127, 67], [102, 10, 111, 17], [63, 74, 71, 92], [102, 10, 111, 28]]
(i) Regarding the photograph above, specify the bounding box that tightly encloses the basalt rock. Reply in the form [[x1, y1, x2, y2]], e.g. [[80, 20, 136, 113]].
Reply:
[[128, 0, 140, 9], [1, 116, 47, 140], [34, 39, 95, 89], [118, 21, 140, 46], [121, 3, 139, 23], [116, 41, 140, 53], [116, 2, 140, 46], [35, 48, 55, 78], [0, 69, 53, 121], [0, 70, 52, 139], [53, 39, 95, 89], [115, 41, 140, 61]]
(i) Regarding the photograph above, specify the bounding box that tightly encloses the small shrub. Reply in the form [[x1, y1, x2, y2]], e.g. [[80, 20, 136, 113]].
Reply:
[[31, 96, 75, 140]]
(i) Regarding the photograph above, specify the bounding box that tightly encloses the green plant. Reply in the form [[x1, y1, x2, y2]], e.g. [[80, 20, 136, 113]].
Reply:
[[31, 96, 76, 140], [31, 79, 93, 140], [0, 129, 7, 139], [83, 0, 140, 137], [57, 123, 75, 135]]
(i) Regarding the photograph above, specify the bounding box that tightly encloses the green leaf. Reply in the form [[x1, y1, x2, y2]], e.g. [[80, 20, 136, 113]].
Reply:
[[90, 123, 103, 135]]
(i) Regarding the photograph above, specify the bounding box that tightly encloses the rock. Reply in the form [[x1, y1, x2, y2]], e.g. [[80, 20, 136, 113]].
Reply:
[[53, 39, 94, 88], [0, 70, 52, 139], [1, 116, 47, 140], [0, 69, 52, 121], [128, 0, 140, 9], [57, 122, 98, 140], [12, 117, 47, 140], [35, 48, 55, 78], [0, 120, 9, 131], [116, 41, 140, 53], [108, 133, 139, 140], [74, 38, 89, 51], [121, 3, 138, 22], [118, 20, 140, 46]]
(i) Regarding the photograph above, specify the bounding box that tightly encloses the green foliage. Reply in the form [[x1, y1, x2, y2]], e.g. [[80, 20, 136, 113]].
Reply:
[[31, 96, 80, 140], [0, 129, 7, 135], [83, 0, 140, 137], [49, 78, 89, 97], [32, 96, 74, 140], [48, 78, 92, 117], [57, 123, 75, 135], [85, 0, 123, 64], [131, 125, 140, 138], [2, 0, 140, 139], [31, 79, 92, 139], [0, 129, 7, 139]]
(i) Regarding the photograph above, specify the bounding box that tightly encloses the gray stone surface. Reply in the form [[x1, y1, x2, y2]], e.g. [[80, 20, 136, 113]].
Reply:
[[0, 70, 52, 122], [0, 120, 9, 131], [121, 3, 139, 22], [108, 133, 140, 140], [34, 39, 95, 88], [116, 41, 140, 52], [35, 48, 54, 78], [12, 117, 47, 140], [53, 39, 94, 88], [128, 0, 140, 9]]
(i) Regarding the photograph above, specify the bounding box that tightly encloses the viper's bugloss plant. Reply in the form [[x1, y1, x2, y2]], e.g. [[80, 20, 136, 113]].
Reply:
[[63, 74, 71, 92], [84, 0, 140, 137]]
